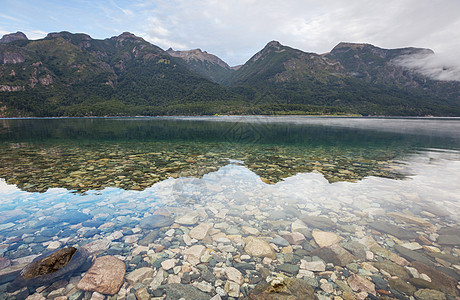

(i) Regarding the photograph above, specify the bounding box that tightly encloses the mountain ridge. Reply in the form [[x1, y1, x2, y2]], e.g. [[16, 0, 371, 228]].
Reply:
[[166, 47, 233, 83], [0, 31, 459, 117]]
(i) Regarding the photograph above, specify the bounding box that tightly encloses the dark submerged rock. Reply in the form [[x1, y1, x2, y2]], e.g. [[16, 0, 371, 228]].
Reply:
[[299, 215, 336, 230], [160, 283, 211, 300], [394, 245, 434, 266], [369, 221, 417, 239], [7, 247, 90, 292], [411, 261, 459, 297]]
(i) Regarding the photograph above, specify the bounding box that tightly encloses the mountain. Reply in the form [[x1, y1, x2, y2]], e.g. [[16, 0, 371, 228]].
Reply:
[[226, 41, 345, 85], [0, 31, 238, 117], [1, 31, 459, 117], [326, 42, 460, 105], [166, 48, 233, 83], [0, 31, 28, 44], [226, 41, 460, 115]]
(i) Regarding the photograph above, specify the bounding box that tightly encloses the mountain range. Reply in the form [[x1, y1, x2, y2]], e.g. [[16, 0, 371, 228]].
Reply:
[[0, 31, 459, 117]]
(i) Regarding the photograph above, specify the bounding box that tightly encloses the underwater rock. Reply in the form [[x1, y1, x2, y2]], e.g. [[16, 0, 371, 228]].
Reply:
[[411, 261, 459, 296], [299, 215, 336, 230], [56, 211, 91, 225], [77, 255, 125, 295], [248, 276, 317, 300], [244, 237, 276, 259], [7, 247, 90, 292], [161, 283, 211, 300], [0, 257, 11, 270], [369, 220, 418, 240], [310, 244, 355, 266], [139, 215, 174, 229]]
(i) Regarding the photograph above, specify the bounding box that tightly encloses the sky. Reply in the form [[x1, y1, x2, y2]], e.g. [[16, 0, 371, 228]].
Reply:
[[1, 0, 460, 70]]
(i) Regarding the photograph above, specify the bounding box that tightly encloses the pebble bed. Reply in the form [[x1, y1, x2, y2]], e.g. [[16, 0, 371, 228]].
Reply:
[[0, 150, 459, 299]]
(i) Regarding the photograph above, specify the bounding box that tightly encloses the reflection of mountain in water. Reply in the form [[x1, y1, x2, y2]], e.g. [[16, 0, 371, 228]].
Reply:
[[1, 117, 460, 193]]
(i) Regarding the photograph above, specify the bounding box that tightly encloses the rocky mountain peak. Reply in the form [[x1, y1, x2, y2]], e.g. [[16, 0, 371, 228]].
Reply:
[[265, 40, 282, 49], [166, 48, 230, 69], [114, 32, 143, 41], [249, 40, 286, 63], [0, 32, 28, 44]]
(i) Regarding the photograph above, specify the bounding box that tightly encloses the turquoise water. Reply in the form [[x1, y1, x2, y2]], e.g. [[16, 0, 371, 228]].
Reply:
[[0, 116, 460, 299]]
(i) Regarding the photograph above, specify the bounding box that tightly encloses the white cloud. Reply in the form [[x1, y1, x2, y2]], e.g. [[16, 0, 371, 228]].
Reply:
[[137, 0, 460, 66], [1, 0, 459, 69], [393, 50, 460, 82], [25, 30, 48, 40]]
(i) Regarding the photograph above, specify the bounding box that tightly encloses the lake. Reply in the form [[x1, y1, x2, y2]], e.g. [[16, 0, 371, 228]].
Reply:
[[0, 116, 460, 299]]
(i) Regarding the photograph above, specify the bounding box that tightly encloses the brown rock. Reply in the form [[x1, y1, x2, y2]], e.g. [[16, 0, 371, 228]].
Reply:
[[183, 245, 206, 266], [408, 278, 437, 290], [0, 257, 11, 270], [414, 289, 447, 300], [248, 277, 318, 299], [125, 267, 154, 285], [411, 261, 459, 296], [372, 261, 410, 280], [347, 274, 376, 295], [387, 212, 433, 227], [244, 237, 276, 259], [189, 223, 212, 240], [312, 230, 343, 247], [388, 278, 416, 296], [310, 244, 355, 267], [135, 287, 151, 300], [7, 248, 89, 292], [283, 232, 306, 245], [81, 238, 111, 256], [77, 256, 125, 295]]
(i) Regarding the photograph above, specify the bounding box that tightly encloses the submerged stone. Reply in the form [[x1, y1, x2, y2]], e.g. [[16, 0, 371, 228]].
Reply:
[[394, 245, 434, 266], [299, 215, 336, 230], [7, 247, 90, 292], [139, 215, 174, 229], [414, 289, 447, 300], [161, 283, 211, 300], [77, 255, 125, 295], [437, 235, 460, 246], [56, 211, 91, 225], [0, 257, 11, 270], [369, 221, 417, 240], [411, 261, 459, 297], [372, 261, 410, 281], [312, 230, 343, 247], [244, 237, 276, 259], [310, 244, 355, 266], [248, 277, 317, 300]]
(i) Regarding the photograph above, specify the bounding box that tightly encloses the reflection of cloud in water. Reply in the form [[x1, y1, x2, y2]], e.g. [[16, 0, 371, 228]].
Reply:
[[0, 150, 459, 221]]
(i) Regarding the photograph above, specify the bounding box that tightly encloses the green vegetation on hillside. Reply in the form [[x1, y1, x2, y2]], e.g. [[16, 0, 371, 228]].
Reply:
[[0, 32, 459, 117]]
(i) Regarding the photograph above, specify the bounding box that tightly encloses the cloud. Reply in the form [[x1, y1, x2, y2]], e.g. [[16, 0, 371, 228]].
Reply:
[[393, 51, 460, 82], [1, 0, 459, 68], [137, 0, 460, 66], [0, 13, 22, 23]]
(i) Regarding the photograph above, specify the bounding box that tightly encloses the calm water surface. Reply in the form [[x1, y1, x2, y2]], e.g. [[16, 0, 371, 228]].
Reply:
[[0, 116, 459, 299]]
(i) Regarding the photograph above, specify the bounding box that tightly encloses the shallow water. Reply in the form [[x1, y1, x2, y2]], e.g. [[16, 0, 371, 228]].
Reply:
[[0, 116, 460, 299]]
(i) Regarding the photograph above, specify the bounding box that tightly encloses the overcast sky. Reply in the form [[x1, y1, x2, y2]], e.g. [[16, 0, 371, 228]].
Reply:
[[1, 0, 459, 67]]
